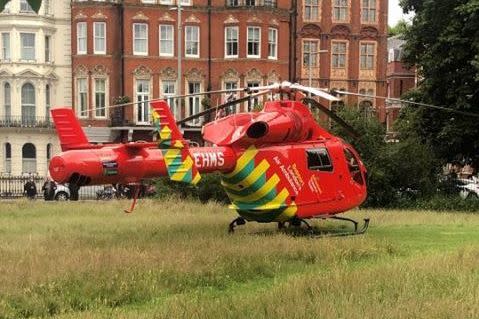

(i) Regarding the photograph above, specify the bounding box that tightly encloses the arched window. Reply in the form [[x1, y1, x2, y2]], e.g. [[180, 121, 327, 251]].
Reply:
[[21, 83, 36, 126], [46, 143, 53, 163], [4, 143, 11, 174], [22, 143, 36, 173], [4, 83, 11, 122]]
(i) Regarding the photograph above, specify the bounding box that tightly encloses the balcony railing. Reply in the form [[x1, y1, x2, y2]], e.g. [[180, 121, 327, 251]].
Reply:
[[225, 0, 277, 8], [0, 116, 54, 128]]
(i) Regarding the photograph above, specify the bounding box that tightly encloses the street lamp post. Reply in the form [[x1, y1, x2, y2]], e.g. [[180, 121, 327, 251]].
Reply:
[[170, 2, 183, 116]]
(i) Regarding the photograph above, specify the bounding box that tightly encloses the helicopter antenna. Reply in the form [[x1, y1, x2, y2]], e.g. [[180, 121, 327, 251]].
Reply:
[[333, 90, 479, 119]]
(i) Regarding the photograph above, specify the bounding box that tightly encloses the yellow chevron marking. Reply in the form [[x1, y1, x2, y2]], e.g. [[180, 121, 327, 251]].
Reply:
[[164, 148, 181, 166], [173, 140, 184, 148], [152, 111, 160, 120], [171, 156, 194, 181], [224, 146, 258, 178], [256, 188, 290, 211], [277, 203, 298, 222], [192, 173, 201, 185], [227, 174, 280, 203], [221, 160, 270, 191], [160, 125, 172, 140]]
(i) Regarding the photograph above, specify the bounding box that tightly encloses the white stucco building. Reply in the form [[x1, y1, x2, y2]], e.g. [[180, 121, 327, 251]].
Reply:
[[0, 0, 71, 177]]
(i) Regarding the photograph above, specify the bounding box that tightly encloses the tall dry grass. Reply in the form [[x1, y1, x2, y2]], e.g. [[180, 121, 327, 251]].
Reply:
[[0, 199, 478, 318]]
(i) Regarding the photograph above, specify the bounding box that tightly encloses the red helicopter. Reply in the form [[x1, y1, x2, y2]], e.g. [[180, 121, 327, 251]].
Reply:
[[49, 81, 369, 236]]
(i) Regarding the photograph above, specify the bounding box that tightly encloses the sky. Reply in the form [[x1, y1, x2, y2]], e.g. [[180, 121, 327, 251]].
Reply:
[[389, 0, 414, 26]]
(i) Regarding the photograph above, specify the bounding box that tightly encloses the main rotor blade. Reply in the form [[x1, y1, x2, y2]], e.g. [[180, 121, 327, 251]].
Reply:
[[333, 90, 479, 119], [303, 97, 360, 139], [292, 83, 341, 102], [176, 90, 271, 125]]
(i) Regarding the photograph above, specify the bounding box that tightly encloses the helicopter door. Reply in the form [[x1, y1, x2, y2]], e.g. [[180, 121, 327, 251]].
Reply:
[[305, 148, 336, 203]]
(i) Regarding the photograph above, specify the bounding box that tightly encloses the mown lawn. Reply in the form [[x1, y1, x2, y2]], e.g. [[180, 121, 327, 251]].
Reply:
[[0, 199, 478, 319]]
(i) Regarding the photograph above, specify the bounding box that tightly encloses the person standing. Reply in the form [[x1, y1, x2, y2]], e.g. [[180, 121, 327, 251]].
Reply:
[[42, 178, 57, 201], [24, 178, 37, 199]]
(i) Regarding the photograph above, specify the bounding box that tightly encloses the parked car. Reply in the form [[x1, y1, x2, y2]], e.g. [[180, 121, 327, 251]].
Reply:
[[456, 177, 479, 200], [54, 184, 105, 201]]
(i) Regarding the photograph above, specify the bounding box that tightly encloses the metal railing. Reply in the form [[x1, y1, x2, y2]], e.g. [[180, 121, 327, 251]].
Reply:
[[0, 116, 54, 128]]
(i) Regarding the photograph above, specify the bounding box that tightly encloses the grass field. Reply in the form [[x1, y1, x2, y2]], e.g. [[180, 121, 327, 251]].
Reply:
[[0, 199, 478, 319]]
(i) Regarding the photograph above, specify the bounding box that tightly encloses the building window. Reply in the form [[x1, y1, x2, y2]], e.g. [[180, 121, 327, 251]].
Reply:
[[226, 0, 239, 6], [21, 83, 36, 125], [77, 78, 88, 118], [136, 79, 150, 124], [45, 35, 51, 62], [142, 0, 156, 3], [161, 80, 178, 119], [94, 22, 106, 54], [245, 0, 255, 6], [247, 26, 260, 58], [4, 83, 11, 120], [224, 81, 238, 114], [180, 0, 192, 5], [159, 0, 173, 4], [77, 22, 87, 55], [304, 0, 319, 21], [1, 33, 10, 60], [20, 0, 34, 12], [159, 25, 174, 56], [303, 40, 319, 67], [94, 79, 106, 118], [333, 0, 349, 21], [133, 23, 148, 56], [188, 82, 201, 125], [246, 82, 260, 111], [4, 143, 11, 174], [360, 43, 376, 70], [20, 33, 36, 61], [22, 143, 37, 174], [268, 28, 278, 59], [45, 84, 51, 120], [225, 26, 238, 58], [43, 0, 50, 14], [362, 0, 376, 23], [332, 42, 346, 68], [185, 26, 199, 57]]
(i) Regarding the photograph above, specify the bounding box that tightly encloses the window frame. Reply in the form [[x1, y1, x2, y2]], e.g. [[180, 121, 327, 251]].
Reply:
[[93, 22, 106, 55], [133, 23, 149, 56], [361, 0, 377, 23], [20, 33, 36, 61], [360, 42, 376, 70], [304, 0, 319, 21], [187, 81, 201, 125], [306, 148, 334, 172], [331, 41, 347, 69], [161, 80, 179, 119], [1, 33, 10, 61], [77, 22, 87, 55], [333, 0, 349, 22], [136, 79, 150, 124], [224, 26, 239, 58], [268, 28, 278, 60], [302, 39, 319, 68], [247, 26, 261, 58], [44, 35, 51, 62], [159, 24, 174, 57], [94, 78, 107, 118], [185, 25, 200, 58], [77, 78, 88, 118]]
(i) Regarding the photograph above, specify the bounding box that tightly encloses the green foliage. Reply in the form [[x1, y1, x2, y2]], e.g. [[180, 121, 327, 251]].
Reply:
[[399, 0, 479, 160], [388, 19, 410, 36], [331, 106, 439, 207], [154, 173, 229, 204]]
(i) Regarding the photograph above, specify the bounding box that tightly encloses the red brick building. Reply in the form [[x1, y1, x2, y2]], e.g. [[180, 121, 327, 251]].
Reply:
[[71, 0, 388, 142], [386, 35, 416, 134]]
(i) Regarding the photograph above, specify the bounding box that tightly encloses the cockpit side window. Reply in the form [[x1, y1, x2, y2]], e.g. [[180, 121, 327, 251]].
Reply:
[[306, 148, 333, 172], [344, 148, 364, 185]]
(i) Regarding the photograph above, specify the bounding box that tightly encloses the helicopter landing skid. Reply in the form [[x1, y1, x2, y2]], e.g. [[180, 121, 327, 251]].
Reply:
[[228, 217, 246, 233], [279, 216, 370, 238]]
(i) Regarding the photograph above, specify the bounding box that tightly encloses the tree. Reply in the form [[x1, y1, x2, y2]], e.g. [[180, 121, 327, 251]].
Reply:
[[388, 19, 410, 37], [1, 0, 41, 12], [399, 0, 479, 161]]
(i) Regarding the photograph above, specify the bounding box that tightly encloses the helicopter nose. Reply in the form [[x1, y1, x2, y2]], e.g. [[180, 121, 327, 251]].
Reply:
[[49, 155, 68, 183]]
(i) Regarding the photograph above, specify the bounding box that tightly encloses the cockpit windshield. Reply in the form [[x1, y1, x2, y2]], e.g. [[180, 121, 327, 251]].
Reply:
[[343, 148, 364, 185]]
